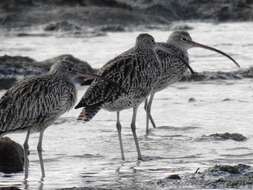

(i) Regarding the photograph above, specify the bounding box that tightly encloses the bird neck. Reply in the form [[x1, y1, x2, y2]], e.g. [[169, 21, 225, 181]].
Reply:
[[167, 39, 188, 53], [134, 46, 154, 54], [159, 42, 189, 64]]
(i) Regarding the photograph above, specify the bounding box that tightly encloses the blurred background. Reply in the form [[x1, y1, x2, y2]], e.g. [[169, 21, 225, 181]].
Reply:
[[0, 0, 253, 28], [0, 0, 252, 89]]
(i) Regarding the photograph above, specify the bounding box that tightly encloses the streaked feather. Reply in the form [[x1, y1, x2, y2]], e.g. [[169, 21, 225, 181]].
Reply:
[[76, 49, 160, 110], [153, 42, 190, 91], [0, 74, 76, 134]]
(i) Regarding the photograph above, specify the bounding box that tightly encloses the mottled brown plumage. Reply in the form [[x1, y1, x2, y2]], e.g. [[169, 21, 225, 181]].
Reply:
[[0, 56, 94, 178], [145, 31, 240, 134], [76, 33, 170, 160]]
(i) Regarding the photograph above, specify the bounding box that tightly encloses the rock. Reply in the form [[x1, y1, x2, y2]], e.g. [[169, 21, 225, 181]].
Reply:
[[99, 24, 125, 32], [222, 98, 232, 101], [0, 55, 45, 88], [1, 0, 253, 30], [0, 187, 21, 190], [16, 33, 51, 37], [0, 137, 24, 173], [180, 68, 253, 82], [239, 66, 253, 78], [44, 21, 81, 32], [167, 174, 181, 180], [154, 164, 253, 189], [0, 55, 37, 68], [208, 164, 250, 175], [0, 54, 96, 89], [198, 133, 247, 142], [188, 97, 196, 102], [157, 174, 181, 186], [180, 72, 207, 82], [210, 133, 247, 142], [0, 78, 17, 90], [204, 164, 253, 188]]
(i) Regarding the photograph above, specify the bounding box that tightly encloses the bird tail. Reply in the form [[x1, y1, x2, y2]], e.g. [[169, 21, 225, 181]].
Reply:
[[77, 103, 102, 122]]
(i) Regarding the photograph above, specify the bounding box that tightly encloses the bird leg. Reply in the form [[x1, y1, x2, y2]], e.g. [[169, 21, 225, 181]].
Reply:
[[147, 93, 156, 129], [144, 98, 149, 135], [37, 130, 45, 179], [131, 107, 142, 160], [145, 93, 156, 135], [116, 111, 125, 160], [23, 129, 30, 180], [24, 130, 30, 151]]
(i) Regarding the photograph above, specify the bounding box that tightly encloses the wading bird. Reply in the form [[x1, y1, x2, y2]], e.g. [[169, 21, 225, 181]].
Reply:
[[75, 33, 193, 160], [0, 56, 95, 179], [145, 31, 240, 135]]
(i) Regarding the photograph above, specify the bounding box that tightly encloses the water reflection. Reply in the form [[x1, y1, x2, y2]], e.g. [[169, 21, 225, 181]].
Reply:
[[23, 179, 44, 190]]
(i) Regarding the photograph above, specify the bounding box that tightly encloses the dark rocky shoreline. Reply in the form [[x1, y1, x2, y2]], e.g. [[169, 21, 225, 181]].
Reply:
[[1, 163, 252, 190], [154, 164, 253, 189], [56, 164, 253, 189], [0, 1, 251, 90], [0, 54, 95, 89], [0, 0, 252, 32], [0, 54, 252, 90]]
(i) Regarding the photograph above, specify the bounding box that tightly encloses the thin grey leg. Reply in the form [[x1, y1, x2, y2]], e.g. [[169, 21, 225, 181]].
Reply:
[[131, 107, 142, 160], [147, 93, 156, 129], [144, 98, 149, 135], [23, 129, 30, 180], [145, 93, 157, 135], [38, 181, 44, 190], [37, 130, 45, 179], [116, 111, 125, 160]]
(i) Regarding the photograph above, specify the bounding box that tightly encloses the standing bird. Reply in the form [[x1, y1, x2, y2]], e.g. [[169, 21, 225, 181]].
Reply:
[[0, 56, 96, 179], [145, 31, 240, 134], [75, 33, 187, 160]]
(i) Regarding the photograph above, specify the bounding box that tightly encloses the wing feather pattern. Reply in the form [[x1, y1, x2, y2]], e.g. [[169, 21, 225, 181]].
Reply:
[[76, 51, 158, 109], [0, 75, 76, 134]]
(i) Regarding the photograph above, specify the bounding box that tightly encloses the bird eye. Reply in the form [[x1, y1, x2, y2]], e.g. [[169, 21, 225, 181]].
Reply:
[[68, 67, 73, 72], [181, 37, 187, 41]]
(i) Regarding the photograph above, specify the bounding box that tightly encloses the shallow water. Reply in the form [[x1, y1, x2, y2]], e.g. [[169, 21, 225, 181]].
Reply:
[[0, 22, 253, 189]]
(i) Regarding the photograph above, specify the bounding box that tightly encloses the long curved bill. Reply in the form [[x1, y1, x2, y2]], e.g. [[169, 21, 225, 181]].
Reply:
[[186, 40, 240, 68], [153, 45, 195, 75]]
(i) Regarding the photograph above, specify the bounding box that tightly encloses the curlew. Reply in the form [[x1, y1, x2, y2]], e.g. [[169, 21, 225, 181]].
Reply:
[[145, 31, 240, 135], [75, 33, 193, 160], [0, 56, 96, 179]]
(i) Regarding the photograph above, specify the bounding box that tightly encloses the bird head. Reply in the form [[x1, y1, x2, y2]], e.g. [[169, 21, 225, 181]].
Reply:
[[135, 33, 156, 49], [50, 55, 96, 80], [167, 31, 240, 68]]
